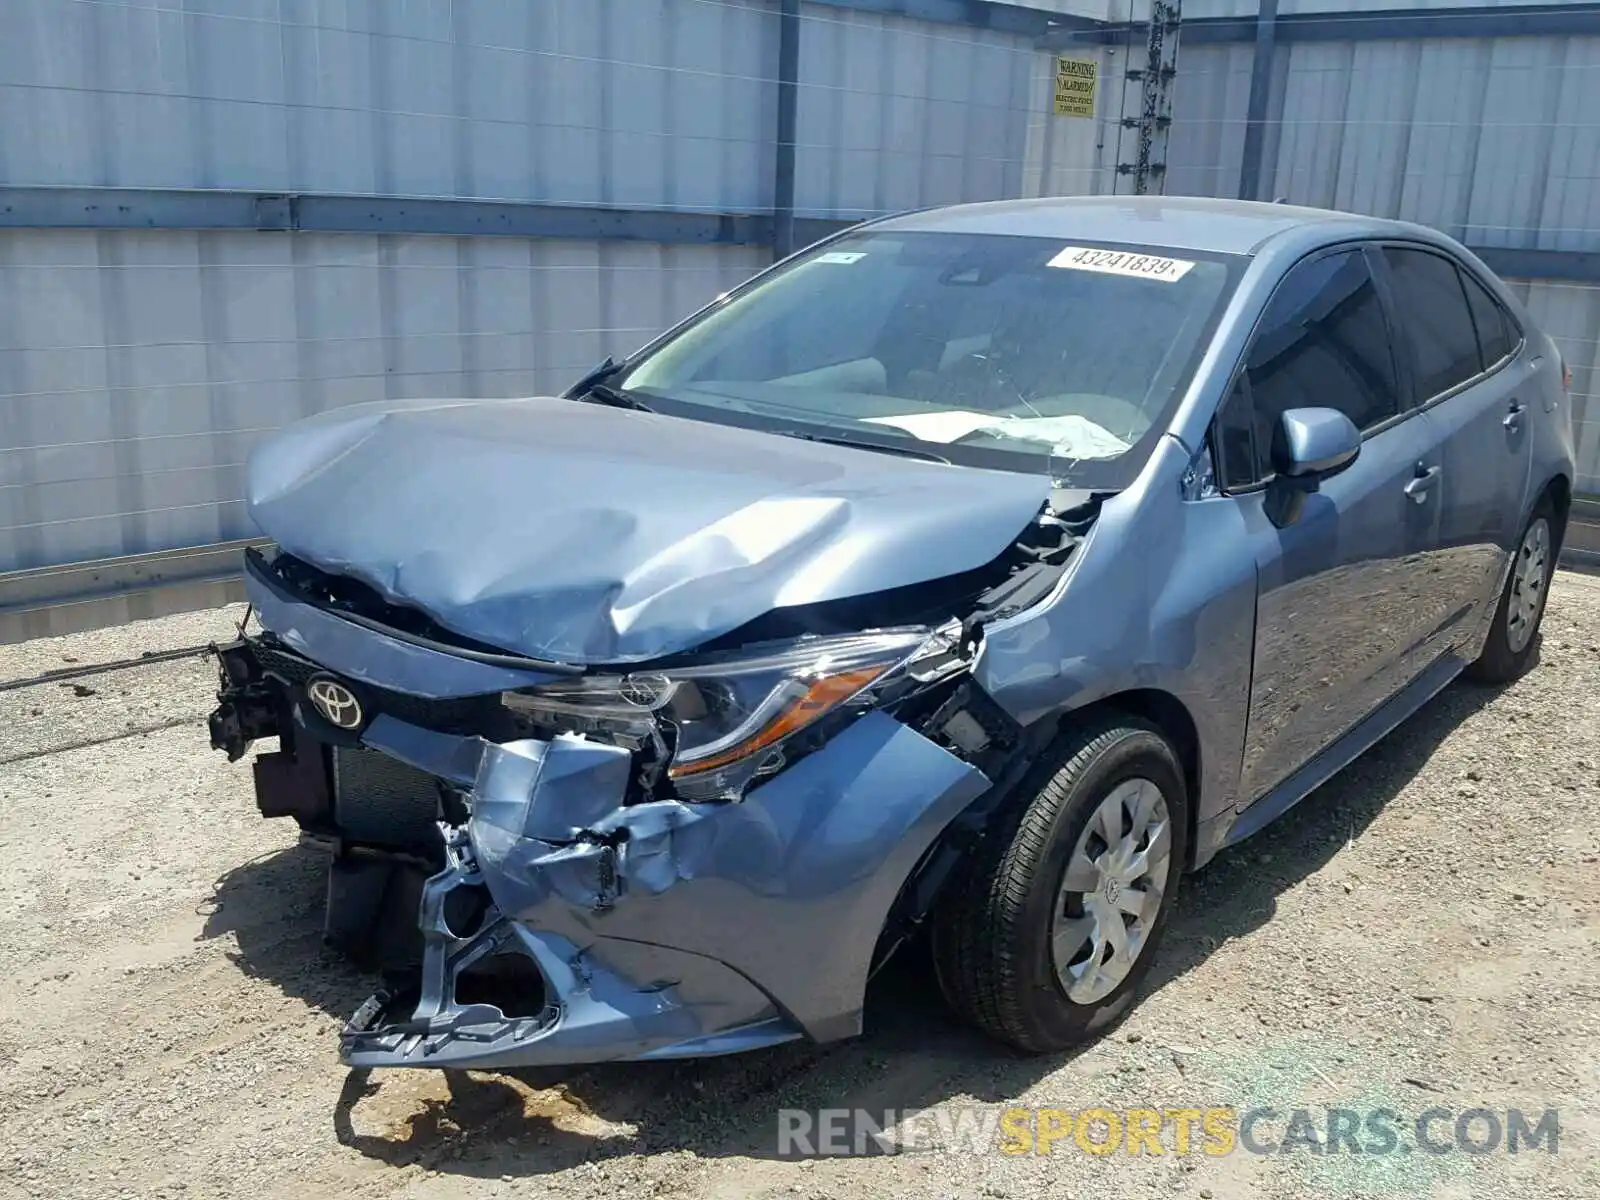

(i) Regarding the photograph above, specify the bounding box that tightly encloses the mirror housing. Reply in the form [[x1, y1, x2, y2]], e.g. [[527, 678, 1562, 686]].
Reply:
[[1272, 407, 1361, 479], [1264, 407, 1361, 528]]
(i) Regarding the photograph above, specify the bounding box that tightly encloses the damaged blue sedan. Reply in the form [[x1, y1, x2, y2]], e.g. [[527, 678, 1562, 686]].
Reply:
[[209, 196, 1575, 1069]]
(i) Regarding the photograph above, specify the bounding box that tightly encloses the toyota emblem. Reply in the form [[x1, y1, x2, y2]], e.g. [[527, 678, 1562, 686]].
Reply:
[[306, 676, 364, 730]]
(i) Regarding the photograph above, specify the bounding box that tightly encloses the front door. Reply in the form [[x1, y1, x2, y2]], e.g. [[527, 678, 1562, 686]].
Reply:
[[1211, 246, 1444, 806]]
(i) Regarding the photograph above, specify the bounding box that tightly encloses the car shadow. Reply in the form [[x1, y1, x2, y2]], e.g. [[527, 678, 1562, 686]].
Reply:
[[197, 839, 381, 1020], [1140, 672, 1510, 999], [204, 674, 1511, 1179]]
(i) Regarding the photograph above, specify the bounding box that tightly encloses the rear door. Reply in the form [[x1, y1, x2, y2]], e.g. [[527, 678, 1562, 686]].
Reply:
[[1213, 246, 1444, 805], [1374, 245, 1534, 660]]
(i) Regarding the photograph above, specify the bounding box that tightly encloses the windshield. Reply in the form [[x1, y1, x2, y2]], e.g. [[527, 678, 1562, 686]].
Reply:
[[615, 230, 1241, 487]]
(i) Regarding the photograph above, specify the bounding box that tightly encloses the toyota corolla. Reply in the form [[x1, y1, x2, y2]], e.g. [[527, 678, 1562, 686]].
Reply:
[[208, 196, 1575, 1069]]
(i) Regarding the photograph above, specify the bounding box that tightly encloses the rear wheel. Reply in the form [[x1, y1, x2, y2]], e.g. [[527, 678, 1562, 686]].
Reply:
[[931, 716, 1188, 1052], [1466, 498, 1556, 683]]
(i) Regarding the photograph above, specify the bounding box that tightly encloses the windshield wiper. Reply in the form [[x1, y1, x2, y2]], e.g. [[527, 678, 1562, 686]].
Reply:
[[774, 429, 950, 464], [582, 381, 653, 412], [567, 356, 654, 412]]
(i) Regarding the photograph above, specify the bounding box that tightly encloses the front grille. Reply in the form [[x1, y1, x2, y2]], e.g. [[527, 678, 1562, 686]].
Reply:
[[332, 745, 443, 852], [255, 643, 318, 688], [253, 641, 505, 736]]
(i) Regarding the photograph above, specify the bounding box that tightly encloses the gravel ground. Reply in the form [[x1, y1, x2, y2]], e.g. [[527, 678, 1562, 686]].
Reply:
[[2, 581, 1597, 1200]]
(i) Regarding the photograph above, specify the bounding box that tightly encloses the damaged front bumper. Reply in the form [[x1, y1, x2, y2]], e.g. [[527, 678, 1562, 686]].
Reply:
[[211, 631, 993, 1070], [339, 818, 801, 1068]]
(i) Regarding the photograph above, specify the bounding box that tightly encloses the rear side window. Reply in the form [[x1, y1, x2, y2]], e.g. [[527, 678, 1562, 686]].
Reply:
[[1381, 247, 1482, 402], [1215, 248, 1401, 489], [1460, 269, 1519, 368]]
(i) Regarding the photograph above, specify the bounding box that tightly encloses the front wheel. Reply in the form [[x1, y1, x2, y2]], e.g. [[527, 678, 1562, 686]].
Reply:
[[1465, 499, 1556, 683], [931, 716, 1188, 1053]]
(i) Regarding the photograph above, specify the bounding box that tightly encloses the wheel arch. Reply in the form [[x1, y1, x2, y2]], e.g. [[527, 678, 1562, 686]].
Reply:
[[1541, 472, 1572, 553], [872, 686, 1204, 972], [1053, 689, 1203, 869]]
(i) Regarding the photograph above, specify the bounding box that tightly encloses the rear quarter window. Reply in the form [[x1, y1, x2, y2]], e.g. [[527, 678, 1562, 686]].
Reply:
[[1380, 246, 1482, 402], [1459, 268, 1521, 368]]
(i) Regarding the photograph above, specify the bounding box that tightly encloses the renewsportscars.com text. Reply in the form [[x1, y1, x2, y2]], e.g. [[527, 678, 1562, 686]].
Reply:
[[775, 1105, 1561, 1158]]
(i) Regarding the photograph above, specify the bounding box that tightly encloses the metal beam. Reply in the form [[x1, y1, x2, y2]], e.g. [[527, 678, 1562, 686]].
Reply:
[[0, 187, 768, 245], [0, 186, 858, 251], [774, 0, 802, 261], [291, 195, 768, 243], [796, 216, 858, 245], [806, 0, 1100, 38], [0, 538, 269, 622], [1052, 3, 1600, 48], [9, 186, 1600, 285], [1237, 0, 1279, 202], [1471, 246, 1600, 285]]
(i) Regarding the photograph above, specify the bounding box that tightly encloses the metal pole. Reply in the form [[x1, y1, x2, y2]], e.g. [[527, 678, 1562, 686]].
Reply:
[[1238, 0, 1278, 201], [773, 0, 801, 260]]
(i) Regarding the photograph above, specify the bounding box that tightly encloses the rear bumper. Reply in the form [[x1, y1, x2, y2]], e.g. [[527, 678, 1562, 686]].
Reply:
[[215, 627, 991, 1070]]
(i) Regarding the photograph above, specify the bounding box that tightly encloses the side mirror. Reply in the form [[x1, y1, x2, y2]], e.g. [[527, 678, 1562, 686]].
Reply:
[[1264, 407, 1360, 528], [1272, 407, 1360, 479]]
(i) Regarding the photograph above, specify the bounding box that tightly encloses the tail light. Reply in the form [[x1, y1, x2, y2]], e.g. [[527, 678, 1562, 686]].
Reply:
[[1563, 360, 1573, 392]]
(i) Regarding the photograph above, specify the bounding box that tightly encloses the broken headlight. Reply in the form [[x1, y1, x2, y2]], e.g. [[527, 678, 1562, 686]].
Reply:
[[502, 628, 958, 801]]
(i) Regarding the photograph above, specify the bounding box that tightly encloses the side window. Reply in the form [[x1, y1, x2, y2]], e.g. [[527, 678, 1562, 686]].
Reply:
[[1459, 268, 1519, 369], [1380, 247, 1481, 401], [1218, 249, 1401, 489]]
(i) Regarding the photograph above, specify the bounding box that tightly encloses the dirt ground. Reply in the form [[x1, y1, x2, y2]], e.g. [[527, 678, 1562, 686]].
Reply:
[[2, 578, 1598, 1200]]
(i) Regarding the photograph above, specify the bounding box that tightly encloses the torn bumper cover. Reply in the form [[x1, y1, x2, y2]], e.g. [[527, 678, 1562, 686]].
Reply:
[[338, 711, 987, 1068], [213, 602, 993, 1069]]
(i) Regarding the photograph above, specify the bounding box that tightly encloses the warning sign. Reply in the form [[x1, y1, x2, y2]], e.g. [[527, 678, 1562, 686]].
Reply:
[[1053, 56, 1097, 118]]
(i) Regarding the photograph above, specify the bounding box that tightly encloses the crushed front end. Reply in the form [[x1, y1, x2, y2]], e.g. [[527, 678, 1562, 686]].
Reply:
[[211, 491, 1094, 1069], [215, 560, 979, 1068]]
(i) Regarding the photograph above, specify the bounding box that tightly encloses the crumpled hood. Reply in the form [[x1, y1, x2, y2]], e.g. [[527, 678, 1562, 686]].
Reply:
[[246, 396, 1051, 664]]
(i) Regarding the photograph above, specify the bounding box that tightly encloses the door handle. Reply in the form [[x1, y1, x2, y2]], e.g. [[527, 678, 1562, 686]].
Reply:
[[1503, 400, 1527, 431], [1404, 464, 1441, 503]]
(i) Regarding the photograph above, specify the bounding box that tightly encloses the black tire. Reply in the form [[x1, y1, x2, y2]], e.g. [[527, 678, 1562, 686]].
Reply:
[[930, 715, 1189, 1053], [1465, 496, 1557, 684]]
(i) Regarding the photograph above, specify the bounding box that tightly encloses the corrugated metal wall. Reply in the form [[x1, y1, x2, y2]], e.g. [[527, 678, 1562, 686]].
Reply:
[[0, 230, 766, 570], [3, 0, 778, 208], [0, 0, 1052, 641], [792, 5, 1042, 218], [1165, 29, 1600, 495]]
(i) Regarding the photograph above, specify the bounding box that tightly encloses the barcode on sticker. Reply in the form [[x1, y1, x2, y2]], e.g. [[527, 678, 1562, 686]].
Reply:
[[815, 251, 867, 264], [1047, 245, 1195, 282]]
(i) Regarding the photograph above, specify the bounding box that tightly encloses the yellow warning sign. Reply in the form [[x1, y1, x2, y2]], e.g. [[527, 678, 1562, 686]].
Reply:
[[1053, 56, 1098, 118]]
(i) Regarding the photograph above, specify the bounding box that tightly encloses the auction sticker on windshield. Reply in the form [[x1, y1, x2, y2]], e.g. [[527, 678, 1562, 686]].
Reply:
[[1047, 245, 1195, 282]]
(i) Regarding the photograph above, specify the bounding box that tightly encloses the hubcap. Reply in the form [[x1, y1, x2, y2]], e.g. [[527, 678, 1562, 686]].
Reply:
[[1505, 517, 1551, 654], [1051, 777, 1172, 1005]]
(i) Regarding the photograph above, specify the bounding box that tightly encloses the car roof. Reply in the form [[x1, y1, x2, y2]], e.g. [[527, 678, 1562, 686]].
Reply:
[[871, 195, 1424, 257]]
